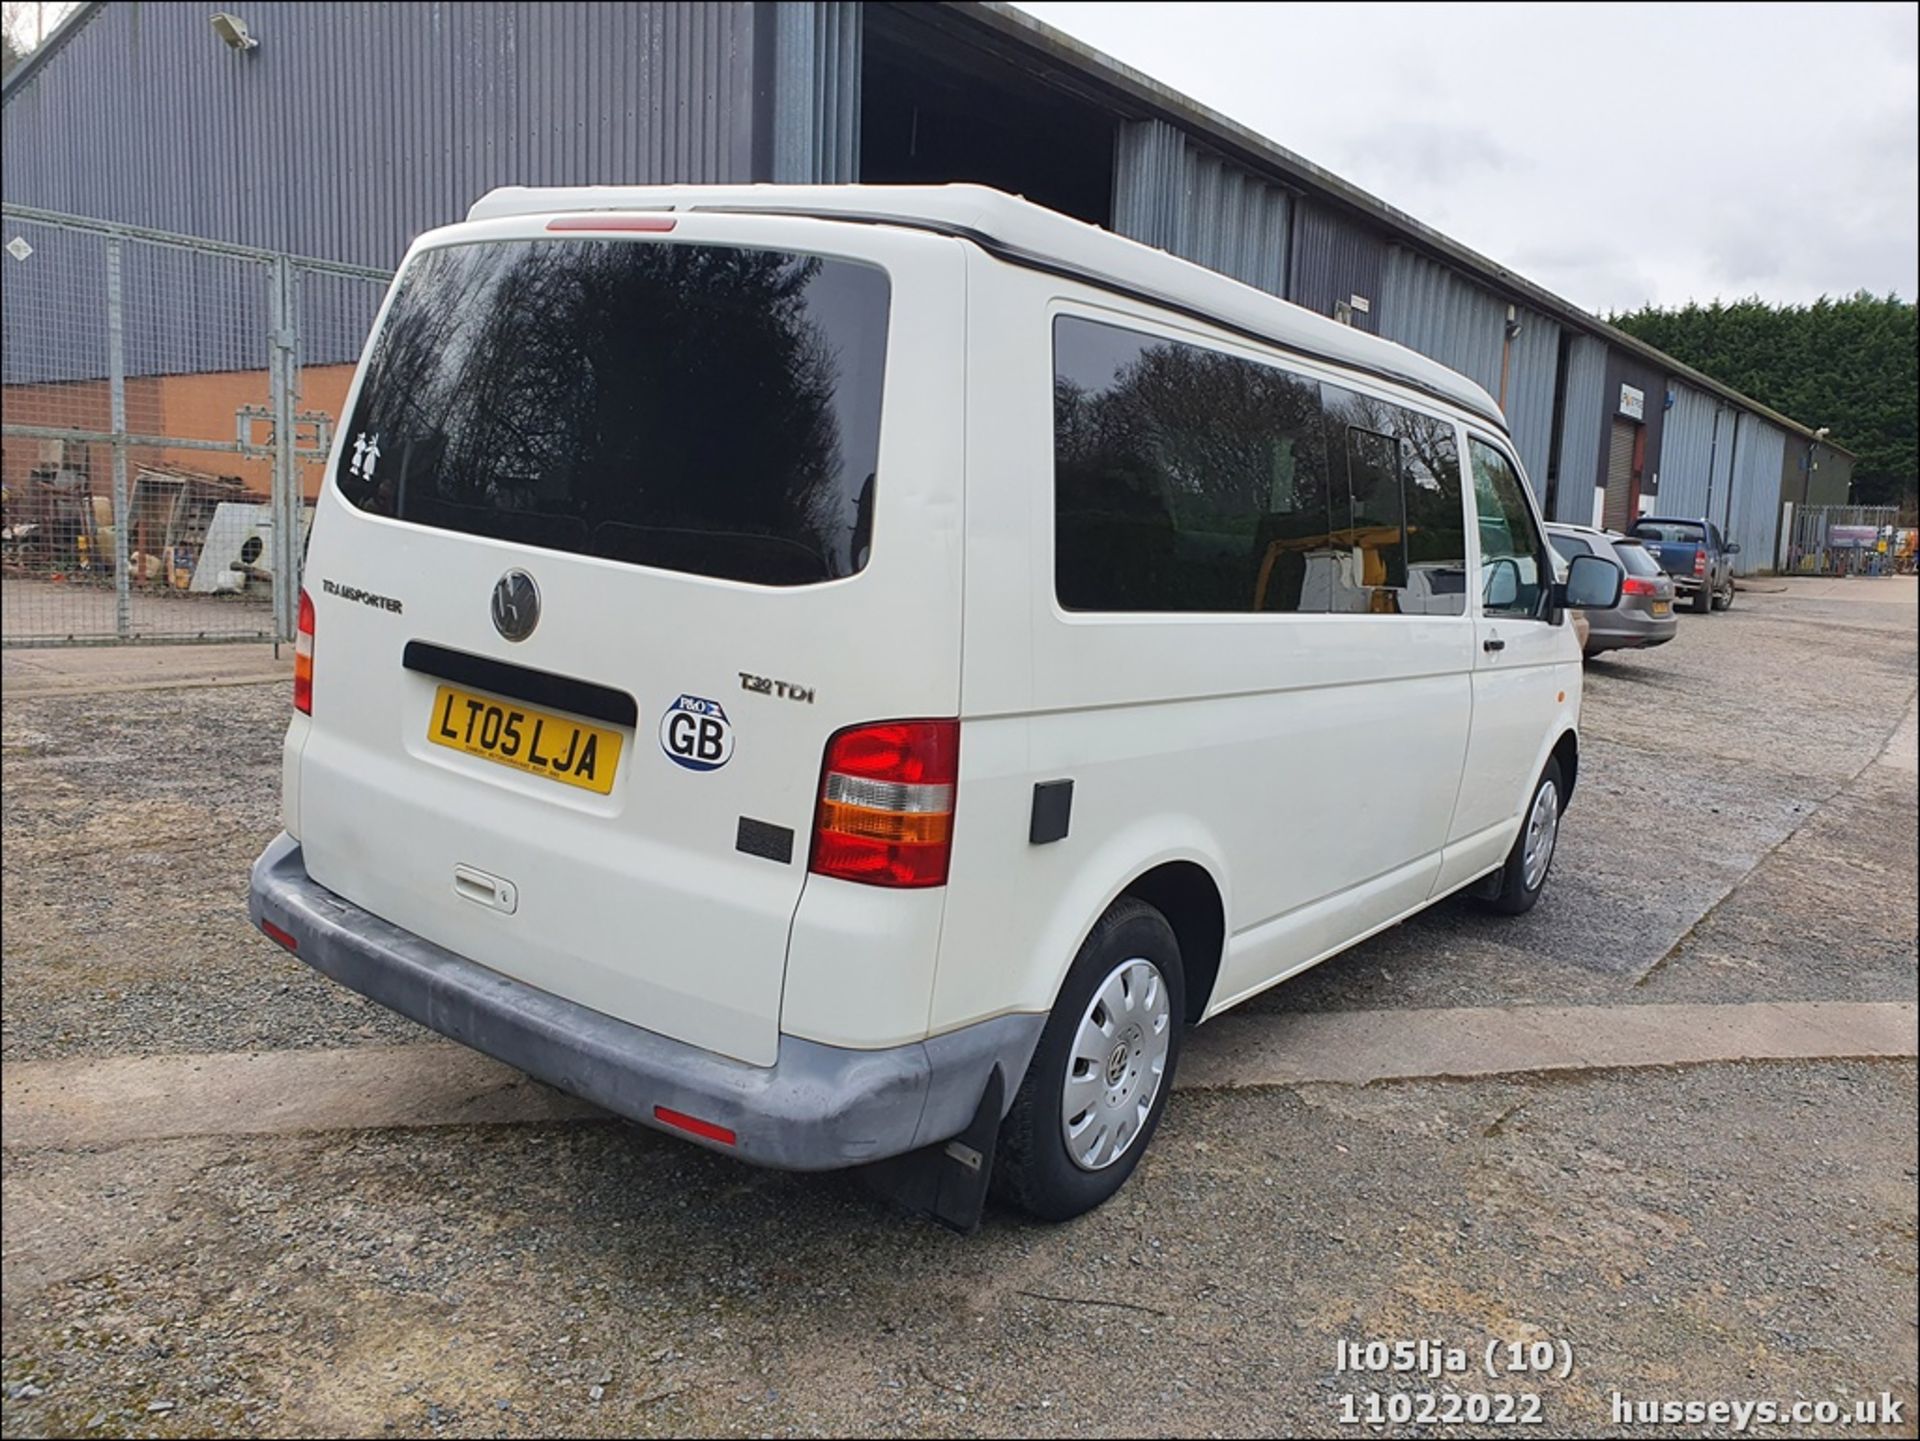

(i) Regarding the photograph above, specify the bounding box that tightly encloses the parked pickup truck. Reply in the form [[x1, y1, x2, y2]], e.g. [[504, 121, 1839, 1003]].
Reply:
[[1629, 516, 1738, 613]]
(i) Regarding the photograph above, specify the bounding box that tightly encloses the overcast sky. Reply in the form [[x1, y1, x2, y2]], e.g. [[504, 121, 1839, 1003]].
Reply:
[[1014, 1, 1918, 314]]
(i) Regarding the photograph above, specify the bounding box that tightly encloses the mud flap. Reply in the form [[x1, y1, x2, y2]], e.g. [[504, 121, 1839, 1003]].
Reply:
[[857, 1067, 1004, 1235]]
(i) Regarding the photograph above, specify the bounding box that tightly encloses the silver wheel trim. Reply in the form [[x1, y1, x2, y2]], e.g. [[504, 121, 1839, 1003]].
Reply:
[[1060, 956, 1173, 1172], [1521, 778, 1560, 892]]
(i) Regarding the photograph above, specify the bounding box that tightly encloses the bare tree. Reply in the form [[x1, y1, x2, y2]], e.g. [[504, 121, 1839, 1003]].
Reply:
[[3, 2, 80, 76]]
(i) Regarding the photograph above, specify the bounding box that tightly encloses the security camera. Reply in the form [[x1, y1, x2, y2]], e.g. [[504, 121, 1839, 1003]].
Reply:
[[210, 13, 259, 51], [1814, 426, 1830, 440]]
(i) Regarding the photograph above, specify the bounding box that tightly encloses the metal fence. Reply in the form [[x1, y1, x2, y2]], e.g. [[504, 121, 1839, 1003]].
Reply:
[[1778, 503, 1904, 577], [2, 205, 391, 646]]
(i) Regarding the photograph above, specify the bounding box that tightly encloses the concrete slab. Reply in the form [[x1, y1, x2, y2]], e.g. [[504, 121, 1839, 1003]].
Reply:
[[1182, 998, 1916, 1088], [5, 1000, 1912, 1152], [1, 641, 289, 697]]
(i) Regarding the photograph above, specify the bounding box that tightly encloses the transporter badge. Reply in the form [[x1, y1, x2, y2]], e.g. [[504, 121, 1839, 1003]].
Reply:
[[660, 694, 734, 772]]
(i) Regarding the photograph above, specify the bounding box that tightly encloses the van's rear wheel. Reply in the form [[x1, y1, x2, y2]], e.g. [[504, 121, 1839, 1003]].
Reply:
[[994, 898, 1184, 1222], [1479, 757, 1564, 916]]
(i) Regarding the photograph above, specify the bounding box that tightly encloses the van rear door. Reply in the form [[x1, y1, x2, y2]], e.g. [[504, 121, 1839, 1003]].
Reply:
[[293, 215, 964, 1067]]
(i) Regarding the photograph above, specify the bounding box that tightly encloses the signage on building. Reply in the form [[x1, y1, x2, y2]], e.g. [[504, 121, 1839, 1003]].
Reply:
[[1618, 384, 1646, 421]]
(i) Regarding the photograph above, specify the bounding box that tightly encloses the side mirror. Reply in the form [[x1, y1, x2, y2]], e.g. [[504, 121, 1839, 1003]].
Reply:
[[1484, 557, 1521, 609], [1725, 541, 1741, 555], [1561, 552, 1624, 610]]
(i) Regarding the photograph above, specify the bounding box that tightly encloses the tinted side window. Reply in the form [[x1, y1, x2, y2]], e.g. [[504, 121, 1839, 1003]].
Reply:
[[1323, 387, 1469, 617], [1469, 439, 1547, 618], [1550, 534, 1592, 562], [1394, 409, 1468, 618], [1053, 317, 1332, 613]]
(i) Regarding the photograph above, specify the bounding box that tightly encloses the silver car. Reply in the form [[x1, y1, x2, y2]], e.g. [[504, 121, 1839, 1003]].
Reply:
[[1547, 523, 1678, 655]]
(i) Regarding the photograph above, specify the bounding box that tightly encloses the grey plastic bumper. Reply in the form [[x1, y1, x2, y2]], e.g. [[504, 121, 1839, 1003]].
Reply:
[[248, 832, 1044, 1171]]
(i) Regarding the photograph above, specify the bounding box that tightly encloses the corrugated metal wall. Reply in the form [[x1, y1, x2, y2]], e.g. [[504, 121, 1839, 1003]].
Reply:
[[1503, 308, 1559, 494], [1112, 119, 1185, 253], [1656, 382, 1734, 520], [1727, 418, 1787, 575], [2, 1, 761, 270], [1551, 334, 1608, 522], [1287, 200, 1385, 332], [770, 1, 861, 182], [1379, 247, 1504, 399], [1112, 119, 1290, 298]]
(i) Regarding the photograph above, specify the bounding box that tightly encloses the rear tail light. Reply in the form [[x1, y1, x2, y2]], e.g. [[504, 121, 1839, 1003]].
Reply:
[[1622, 575, 1658, 597], [292, 588, 315, 714], [809, 720, 959, 889], [1693, 547, 1708, 576]]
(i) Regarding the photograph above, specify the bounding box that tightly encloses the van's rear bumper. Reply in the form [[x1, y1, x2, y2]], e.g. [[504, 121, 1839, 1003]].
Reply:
[[249, 832, 1042, 1171]]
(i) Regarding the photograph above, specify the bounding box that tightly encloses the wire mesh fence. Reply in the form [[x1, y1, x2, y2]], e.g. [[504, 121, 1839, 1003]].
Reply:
[[1780, 503, 1903, 578], [2, 205, 391, 646]]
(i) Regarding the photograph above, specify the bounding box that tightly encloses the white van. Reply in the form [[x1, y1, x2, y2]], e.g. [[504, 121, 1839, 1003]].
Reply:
[[250, 185, 1623, 1227]]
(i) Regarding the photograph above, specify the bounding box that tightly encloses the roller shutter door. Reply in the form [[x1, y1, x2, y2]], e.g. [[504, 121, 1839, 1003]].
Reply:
[[1603, 418, 1637, 530]]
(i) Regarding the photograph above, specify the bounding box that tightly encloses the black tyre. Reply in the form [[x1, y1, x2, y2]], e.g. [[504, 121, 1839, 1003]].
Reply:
[[1479, 756, 1565, 917], [994, 898, 1185, 1222], [1690, 584, 1712, 615], [1713, 577, 1734, 611]]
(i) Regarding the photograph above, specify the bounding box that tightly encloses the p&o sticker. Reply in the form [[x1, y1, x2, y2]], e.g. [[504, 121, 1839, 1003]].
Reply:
[[660, 694, 734, 772]]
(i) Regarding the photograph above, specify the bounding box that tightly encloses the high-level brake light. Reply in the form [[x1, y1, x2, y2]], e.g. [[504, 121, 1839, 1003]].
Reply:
[[545, 214, 677, 233]]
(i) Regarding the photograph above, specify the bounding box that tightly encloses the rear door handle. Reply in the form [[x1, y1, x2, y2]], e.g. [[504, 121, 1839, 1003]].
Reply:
[[453, 864, 518, 914], [1483, 637, 1506, 653]]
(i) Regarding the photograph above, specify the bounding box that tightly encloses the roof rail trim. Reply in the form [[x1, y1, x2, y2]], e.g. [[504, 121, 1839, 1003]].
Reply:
[[690, 201, 1508, 429]]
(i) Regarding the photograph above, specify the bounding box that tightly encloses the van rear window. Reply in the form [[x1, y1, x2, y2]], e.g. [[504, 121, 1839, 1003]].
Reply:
[[336, 240, 889, 586]]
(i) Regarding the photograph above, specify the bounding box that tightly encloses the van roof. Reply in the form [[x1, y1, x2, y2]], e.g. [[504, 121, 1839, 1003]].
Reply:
[[465, 182, 1508, 432]]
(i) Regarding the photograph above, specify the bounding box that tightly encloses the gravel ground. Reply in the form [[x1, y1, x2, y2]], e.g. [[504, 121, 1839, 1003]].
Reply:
[[0, 683, 425, 1061], [3, 580, 1914, 1063], [3, 1060, 1914, 1438]]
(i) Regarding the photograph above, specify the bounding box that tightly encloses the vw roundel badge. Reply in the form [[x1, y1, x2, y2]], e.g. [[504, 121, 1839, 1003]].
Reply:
[[490, 569, 540, 642], [660, 694, 734, 772]]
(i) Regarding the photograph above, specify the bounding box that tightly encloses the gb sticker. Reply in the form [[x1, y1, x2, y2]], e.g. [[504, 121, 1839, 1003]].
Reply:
[[659, 694, 734, 772]]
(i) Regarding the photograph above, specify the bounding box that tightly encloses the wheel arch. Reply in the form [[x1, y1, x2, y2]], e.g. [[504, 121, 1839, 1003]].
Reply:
[[1118, 860, 1227, 1026], [1551, 727, 1579, 804]]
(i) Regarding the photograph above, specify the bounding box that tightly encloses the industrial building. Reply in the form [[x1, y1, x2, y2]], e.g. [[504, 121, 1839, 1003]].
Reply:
[[2, 0, 1855, 573]]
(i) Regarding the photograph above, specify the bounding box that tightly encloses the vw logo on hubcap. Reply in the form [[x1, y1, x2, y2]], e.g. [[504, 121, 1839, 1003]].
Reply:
[[490, 569, 540, 642]]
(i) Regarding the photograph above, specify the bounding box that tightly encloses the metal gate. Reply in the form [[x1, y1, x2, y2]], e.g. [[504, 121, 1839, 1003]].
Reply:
[[1781, 504, 1903, 577], [2, 205, 391, 647]]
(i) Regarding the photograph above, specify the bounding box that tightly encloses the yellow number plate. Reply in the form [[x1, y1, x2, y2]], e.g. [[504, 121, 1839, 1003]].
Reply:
[[1652, 600, 1672, 616], [428, 685, 623, 794]]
